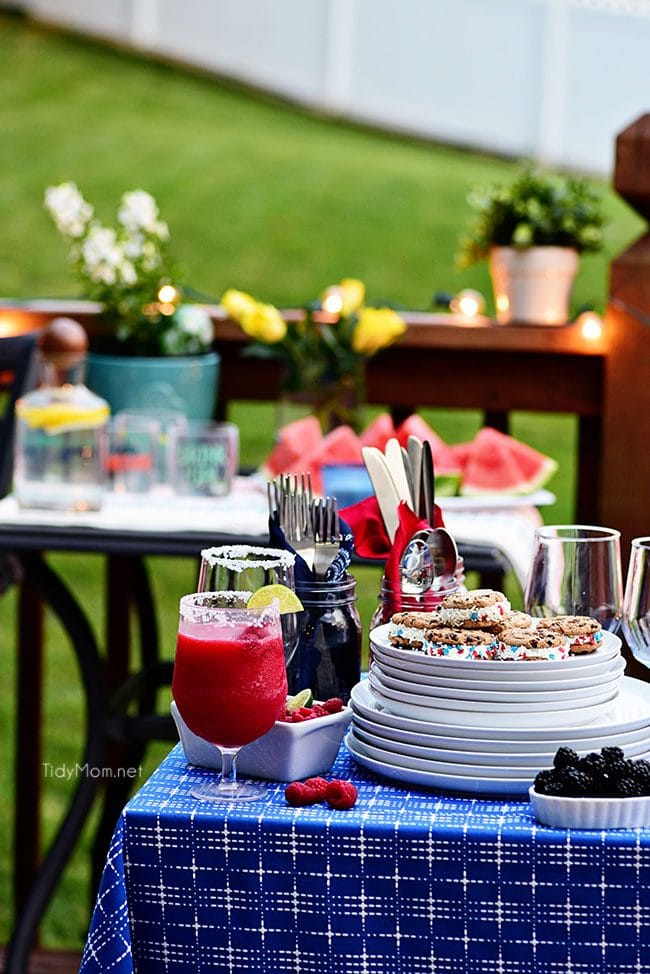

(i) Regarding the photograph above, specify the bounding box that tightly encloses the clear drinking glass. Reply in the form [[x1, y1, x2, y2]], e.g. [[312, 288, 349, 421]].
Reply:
[[622, 537, 650, 667], [523, 525, 623, 631], [198, 545, 298, 666], [172, 591, 287, 802]]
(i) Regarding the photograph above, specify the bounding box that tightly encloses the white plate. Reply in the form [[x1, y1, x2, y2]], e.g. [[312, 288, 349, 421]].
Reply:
[[370, 660, 625, 704], [529, 787, 650, 829], [351, 676, 650, 738], [439, 489, 556, 511], [372, 645, 624, 692], [351, 714, 650, 766], [371, 625, 621, 675], [368, 672, 619, 722], [349, 729, 539, 779], [345, 732, 530, 796]]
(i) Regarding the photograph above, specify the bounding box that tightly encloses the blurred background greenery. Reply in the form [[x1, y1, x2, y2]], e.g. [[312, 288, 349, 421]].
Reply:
[[0, 12, 643, 950]]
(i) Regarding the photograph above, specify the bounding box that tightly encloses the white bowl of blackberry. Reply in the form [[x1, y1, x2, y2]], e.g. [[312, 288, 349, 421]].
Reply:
[[529, 746, 650, 830]]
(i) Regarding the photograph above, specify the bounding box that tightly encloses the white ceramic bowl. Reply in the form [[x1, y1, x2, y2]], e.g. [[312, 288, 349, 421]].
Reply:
[[171, 700, 352, 783], [529, 785, 650, 829]]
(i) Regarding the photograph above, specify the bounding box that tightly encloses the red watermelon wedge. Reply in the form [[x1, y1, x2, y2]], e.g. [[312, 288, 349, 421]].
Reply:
[[264, 415, 323, 477], [460, 427, 557, 496], [360, 413, 395, 451], [395, 414, 461, 474], [303, 425, 363, 494]]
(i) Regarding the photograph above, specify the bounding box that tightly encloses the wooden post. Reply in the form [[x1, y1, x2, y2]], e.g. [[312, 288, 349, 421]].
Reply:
[[600, 115, 650, 560]]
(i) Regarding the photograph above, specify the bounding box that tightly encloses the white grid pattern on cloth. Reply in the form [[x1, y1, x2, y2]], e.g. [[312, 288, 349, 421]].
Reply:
[[81, 744, 650, 974]]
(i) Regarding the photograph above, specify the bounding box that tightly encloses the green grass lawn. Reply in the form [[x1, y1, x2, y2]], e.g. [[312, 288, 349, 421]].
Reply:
[[0, 12, 643, 950]]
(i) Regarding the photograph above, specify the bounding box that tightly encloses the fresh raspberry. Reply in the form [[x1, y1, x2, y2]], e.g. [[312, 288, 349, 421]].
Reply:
[[325, 779, 358, 810], [322, 698, 344, 714], [290, 712, 307, 722], [303, 777, 329, 801], [285, 782, 313, 806]]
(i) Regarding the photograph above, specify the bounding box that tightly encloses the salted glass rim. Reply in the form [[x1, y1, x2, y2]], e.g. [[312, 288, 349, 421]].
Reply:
[[200, 545, 295, 571], [179, 590, 280, 627], [534, 524, 621, 543], [631, 537, 650, 549]]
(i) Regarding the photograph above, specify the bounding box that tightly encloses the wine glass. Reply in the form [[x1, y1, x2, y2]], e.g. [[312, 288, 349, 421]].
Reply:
[[172, 591, 287, 802], [198, 545, 299, 666], [622, 537, 650, 667], [523, 525, 623, 632]]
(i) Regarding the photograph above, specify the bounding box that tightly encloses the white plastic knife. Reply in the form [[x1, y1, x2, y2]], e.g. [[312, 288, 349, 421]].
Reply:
[[361, 446, 401, 542], [384, 437, 413, 509]]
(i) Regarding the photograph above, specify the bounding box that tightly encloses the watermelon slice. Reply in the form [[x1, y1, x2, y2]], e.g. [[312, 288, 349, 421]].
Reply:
[[360, 412, 395, 451], [447, 441, 473, 472], [264, 415, 323, 477], [460, 427, 557, 496], [303, 425, 364, 494], [396, 413, 462, 475]]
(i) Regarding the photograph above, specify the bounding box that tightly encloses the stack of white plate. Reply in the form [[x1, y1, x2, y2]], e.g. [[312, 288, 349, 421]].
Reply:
[[345, 626, 648, 795]]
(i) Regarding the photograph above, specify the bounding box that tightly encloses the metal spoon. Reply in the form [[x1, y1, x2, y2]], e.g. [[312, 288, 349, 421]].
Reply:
[[419, 441, 459, 586], [399, 535, 435, 594]]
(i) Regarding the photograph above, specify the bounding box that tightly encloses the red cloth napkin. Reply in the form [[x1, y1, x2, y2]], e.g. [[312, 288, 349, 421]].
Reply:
[[340, 495, 444, 561], [340, 497, 447, 617]]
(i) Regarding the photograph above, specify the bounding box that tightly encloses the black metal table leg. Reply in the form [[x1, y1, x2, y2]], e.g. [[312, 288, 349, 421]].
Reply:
[[6, 552, 106, 974]]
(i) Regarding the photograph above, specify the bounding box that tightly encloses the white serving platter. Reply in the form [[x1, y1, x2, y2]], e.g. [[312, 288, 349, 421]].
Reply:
[[345, 732, 530, 796], [350, 677, 650, 743], [367, 672, 618, 726], [350, 714, 650, 766], [371, 644, 623, 692], [370, 660, 625, 704], [371, 625, 621, 675]]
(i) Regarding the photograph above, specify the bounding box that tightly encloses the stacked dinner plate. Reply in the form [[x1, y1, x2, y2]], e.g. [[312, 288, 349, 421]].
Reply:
[[346, 624, 650, 796]]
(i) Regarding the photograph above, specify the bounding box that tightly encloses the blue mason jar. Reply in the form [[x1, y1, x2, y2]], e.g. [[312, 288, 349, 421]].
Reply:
[[289, 576, 362, 703]]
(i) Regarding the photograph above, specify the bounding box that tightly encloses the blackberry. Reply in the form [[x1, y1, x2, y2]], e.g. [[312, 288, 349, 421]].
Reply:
[[631, 759, 650, 790], [578, 753, 608, 778], [615, 777, 644, 798], [601, 746, 625, 766], [558, 767, 593, 797], [609, 758, 638, 784], [534, 769, 558, 794], [553, 747, 580, 770]]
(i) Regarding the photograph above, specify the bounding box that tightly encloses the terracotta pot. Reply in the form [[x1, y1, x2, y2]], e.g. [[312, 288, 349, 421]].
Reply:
[[489, 246, 579, 325]]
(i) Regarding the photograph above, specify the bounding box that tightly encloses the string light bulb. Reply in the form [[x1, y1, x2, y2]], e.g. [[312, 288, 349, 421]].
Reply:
[[158, 284, 178, 305], [577, 310, 603, 341], [321, 287, 344, 315], [449, 288, 486, 319]]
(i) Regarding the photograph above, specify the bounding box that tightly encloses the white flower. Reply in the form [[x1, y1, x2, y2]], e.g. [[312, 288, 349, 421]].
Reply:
[[44, 182, 93, 238], [175, 305, 213, 344], [119, 261, 137, 286], [118, 190, 161, 234], [81, 225, 124, 283], [123, 232, 145, 260]]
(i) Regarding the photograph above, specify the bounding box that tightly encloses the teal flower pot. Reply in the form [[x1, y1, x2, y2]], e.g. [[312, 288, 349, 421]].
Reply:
[[86, 351, 220, 420]]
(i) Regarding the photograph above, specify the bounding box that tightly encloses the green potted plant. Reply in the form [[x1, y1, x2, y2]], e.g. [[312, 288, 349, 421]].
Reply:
[[44, 182, 220, 418], [458, 165, 605, 324]]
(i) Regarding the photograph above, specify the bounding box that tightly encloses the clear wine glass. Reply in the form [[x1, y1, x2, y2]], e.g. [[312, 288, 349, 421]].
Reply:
[[622, 537, 650, 667], [172, 591, 287, 802], [198, 545, 299, 666], [523, 524, 623, 632]]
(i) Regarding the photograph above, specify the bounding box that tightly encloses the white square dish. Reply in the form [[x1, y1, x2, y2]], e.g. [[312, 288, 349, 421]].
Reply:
[[529, 786, 650, 829], [171, 700, 352, 782]]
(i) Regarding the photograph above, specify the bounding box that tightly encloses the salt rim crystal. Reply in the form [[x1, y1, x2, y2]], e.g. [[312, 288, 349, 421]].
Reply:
[[179, 589, 280, 627], [200, 544, 295, 572]]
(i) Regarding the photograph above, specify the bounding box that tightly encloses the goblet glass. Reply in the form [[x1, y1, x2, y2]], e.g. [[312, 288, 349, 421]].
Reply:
[[622, 537, 650, 667], [198, 545, 298, 666], [523, 525, 623, 632], [172, 591, 287, 802]]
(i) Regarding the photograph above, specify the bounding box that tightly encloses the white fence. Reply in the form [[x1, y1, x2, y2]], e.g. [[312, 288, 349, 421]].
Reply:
[[12, 0, 650, 175]]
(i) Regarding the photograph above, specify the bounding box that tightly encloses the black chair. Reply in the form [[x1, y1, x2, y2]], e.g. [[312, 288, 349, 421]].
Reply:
[[0, 332, 39, 497]]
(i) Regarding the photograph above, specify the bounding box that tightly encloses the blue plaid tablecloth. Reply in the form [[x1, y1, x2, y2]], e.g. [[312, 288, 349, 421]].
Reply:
[[81, 743, 650, 974]]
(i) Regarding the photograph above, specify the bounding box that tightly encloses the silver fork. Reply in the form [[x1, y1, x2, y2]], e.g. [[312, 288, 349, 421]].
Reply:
[[311, 496, 342, 579], [269, 474, 315, 569]]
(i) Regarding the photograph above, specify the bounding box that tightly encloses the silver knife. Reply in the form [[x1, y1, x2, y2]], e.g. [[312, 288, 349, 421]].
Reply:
[[361, 446, 401, 542]]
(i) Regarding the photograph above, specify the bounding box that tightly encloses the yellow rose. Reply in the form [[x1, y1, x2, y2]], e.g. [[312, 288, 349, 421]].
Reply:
[[241, 302, 287, 344], [352, 307, 406, 355], [221, 288, 257, 323], [339, 278, 365, 317]]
